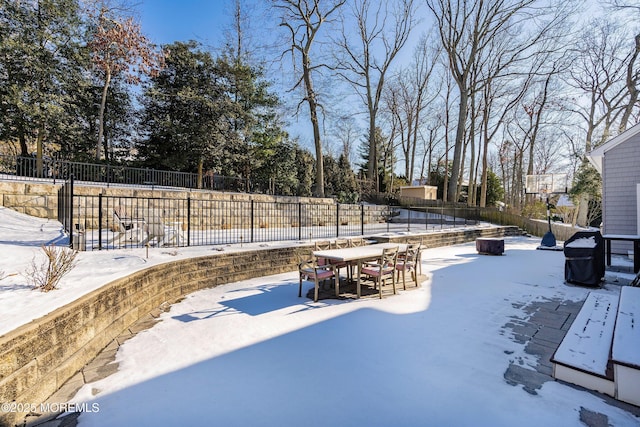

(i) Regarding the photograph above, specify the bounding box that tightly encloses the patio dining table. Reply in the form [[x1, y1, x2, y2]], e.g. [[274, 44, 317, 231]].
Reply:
[[313, 243, 407, 298]]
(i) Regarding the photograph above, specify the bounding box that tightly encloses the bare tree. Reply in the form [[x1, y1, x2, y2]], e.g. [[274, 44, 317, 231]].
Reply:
[[566, 17, 633, 152], [384, 33, 440, 184], [87, 2, 163, 161], [333, 114, 361, 165], [272, 0, 345, 197], [418, 118, 444, 185], [476, 67, 529, 207], [335, 0, 416, 191], [426, 0, 568, 203], [563, 15, 640, 225], [608, 1, 640, 132]]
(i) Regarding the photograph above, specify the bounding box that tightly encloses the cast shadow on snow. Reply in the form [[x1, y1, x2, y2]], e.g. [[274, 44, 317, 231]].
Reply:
[[75, 243, 622, 426]]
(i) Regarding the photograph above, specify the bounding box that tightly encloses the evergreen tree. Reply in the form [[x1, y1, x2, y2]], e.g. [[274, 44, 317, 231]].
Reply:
[[215, 46, 280, 186], [137, 41, 227, 174], [323, 153, 358, 202], [261, 137, 305, 196], [484, 169, 505, 206], [569, 160, 602, 226], [472, 169, 504, 206], [323, 154, 339, 197], [0, 0, 84, 171], [295, 146, 315, 197], [358, 127, 394, 193]]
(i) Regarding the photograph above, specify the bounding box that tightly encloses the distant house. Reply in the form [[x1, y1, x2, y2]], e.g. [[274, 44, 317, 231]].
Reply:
[[587, 123, 640, 257], [399, 185, 438, 201]]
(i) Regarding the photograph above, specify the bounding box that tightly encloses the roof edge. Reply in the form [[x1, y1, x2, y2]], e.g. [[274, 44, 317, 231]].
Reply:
[[587, 122, 640, 173]]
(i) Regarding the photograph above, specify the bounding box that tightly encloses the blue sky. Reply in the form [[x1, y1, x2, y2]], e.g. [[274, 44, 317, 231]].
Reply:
[[138, 0, 324, 149], [139, 0, 229, 47], [135, 0, 426, 158]]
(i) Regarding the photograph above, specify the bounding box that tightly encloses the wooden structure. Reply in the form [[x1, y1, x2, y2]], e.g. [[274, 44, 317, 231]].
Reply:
[[399, 185, 437, 201], [552, 287, 640, 405]]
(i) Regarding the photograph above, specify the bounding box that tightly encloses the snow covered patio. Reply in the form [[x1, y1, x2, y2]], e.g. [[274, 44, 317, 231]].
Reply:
[[1, 207, 639, 426], [65, 238, 639, 426]]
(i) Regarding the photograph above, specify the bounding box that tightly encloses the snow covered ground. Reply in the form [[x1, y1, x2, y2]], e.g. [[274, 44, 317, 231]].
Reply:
[[1, 206, 638, 426]]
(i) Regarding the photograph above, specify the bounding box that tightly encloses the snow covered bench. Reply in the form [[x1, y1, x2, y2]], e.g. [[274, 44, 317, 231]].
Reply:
[[612, 286, 640, 406], [552, 287, 640, 405], [551, 292, 618, 397]]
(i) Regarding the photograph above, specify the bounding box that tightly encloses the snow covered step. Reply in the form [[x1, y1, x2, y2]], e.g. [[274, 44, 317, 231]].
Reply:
[[551, 292, 619, 397], [612, 286, 640, 406]]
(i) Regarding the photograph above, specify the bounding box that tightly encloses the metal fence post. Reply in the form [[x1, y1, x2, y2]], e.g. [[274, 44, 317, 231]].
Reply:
[[98, 193, 103, 250], [361, 203, 364, 236], [425, 207, 428, 230], [187, 196, 191, 246], [251, 200, 255, 243], [336, 204, 340, 238], [298, 202, 302, 241], [69, 175, 74, 249]]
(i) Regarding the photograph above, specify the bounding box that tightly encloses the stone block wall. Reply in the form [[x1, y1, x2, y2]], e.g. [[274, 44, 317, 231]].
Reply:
[[0, 245, 309, 426], [372, 226, 523, 246], [0, 181, 390, 231], [0, 182, 59, 219]]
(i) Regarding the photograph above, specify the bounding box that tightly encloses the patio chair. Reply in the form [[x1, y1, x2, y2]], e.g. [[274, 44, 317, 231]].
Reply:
[[332, 239, 351, 279], [141, 215, 166, 247], [314, 240, 332, 265], [349, 237, 365, 247], [360, 246, 399, 299], [298, 254, 340, 302], [395, 243, 420, 290], [140, 210, 185, 247], [109, 206, 146, 246], [407, 238, 424, 275]]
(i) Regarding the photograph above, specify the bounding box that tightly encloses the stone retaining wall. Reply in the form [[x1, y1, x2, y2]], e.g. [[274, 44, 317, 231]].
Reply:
[[0, 245, 308, 427], [0, 182, 391, 232], [372, 226, 523, 245], [0, 182, 59, 219], [0, 226, 519, 426], [0, 181, 336, 221]]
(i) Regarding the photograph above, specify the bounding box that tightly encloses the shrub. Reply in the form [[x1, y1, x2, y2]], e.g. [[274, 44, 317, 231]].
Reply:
[[26, 245, 78, 292]]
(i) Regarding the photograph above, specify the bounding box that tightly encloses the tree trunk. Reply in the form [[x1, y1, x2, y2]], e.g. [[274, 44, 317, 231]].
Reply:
[[367, 111, 378, 192], [97, 68, 111, 161], [575, 194, 590, 227], [19, 133, 29, 157], [619, 33, 640, 133], [302, 51, 324, 198], [197, 157, 204, 189], [479, 133, 489, 207], [448, 88, 467, 203]]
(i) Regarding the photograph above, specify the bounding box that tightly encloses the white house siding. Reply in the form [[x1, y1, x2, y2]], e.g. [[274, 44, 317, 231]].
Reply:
[[603, 133, 640, 256]]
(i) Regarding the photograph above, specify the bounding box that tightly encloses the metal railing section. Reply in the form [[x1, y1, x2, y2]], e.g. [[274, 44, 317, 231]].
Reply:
[[57, 178, 486, 251]]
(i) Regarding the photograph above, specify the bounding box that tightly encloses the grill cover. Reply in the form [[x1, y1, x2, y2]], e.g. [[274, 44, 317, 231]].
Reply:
[[563, 231, 605, 287]]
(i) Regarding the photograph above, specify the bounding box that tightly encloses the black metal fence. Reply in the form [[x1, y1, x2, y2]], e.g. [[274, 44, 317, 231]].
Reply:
[[1, 154, 247, 191], [57, 176, 483, 251]]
